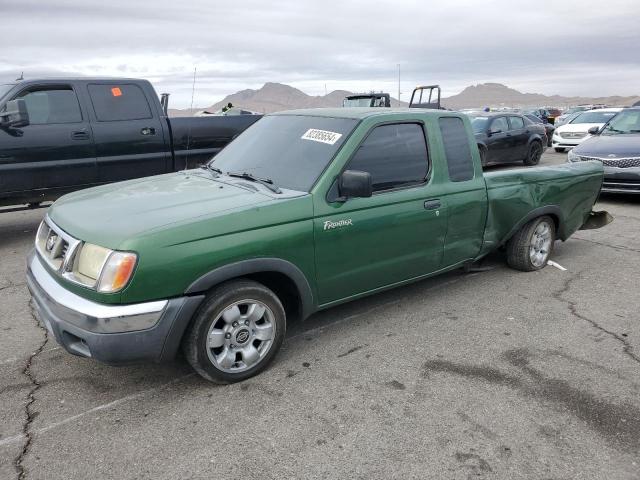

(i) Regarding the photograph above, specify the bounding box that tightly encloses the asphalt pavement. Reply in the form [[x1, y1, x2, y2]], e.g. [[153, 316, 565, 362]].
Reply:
[[1, 151, 639, 479]]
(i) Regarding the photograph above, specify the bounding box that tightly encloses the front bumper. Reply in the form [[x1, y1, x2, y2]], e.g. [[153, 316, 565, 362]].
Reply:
[[27, 251, 203, 364], [552, 136, 584, 148], [602, 166, 640, 194]]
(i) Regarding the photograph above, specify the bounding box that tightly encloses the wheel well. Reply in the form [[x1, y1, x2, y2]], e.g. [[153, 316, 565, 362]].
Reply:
[[242, 271, 302, 322]]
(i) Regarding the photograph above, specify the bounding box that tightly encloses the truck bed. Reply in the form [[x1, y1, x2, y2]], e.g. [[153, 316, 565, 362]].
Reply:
[[481, 160, 603, 254], [170, 115, 262, 169]]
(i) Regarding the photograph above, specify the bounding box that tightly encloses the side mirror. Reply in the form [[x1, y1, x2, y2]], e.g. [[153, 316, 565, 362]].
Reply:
[[588, 126, 600, 135], [0, 99, 29, 128], [338, 170, 372, 200]]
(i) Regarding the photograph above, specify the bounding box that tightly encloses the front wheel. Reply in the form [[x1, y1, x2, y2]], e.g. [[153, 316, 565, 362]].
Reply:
[[506, 216, 556, 271], [524, 141, 543, 166], [183, 280, 286, 383]]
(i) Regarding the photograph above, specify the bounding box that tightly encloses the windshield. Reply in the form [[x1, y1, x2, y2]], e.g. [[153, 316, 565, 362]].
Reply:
[[570, 111, 618, 124], [564, 106, 589, 115], [343, 97, 373, 107], [470, 117, 489, 133], [210, 115, 358, 192], [0, 84, 14, 101], [601, 110, 640, 135]]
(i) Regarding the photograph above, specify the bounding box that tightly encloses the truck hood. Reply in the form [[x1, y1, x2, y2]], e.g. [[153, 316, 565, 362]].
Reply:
[[49, 171, 280, 248], [574, 134, 640, 157]]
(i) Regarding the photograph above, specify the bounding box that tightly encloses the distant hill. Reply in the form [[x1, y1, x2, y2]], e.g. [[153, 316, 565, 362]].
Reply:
[[441, 83, 640, 109], [168, 82, 640, 116], [169, 82, 403, 116]]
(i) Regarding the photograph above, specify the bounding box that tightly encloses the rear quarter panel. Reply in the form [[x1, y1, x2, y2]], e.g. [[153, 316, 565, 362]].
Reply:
[[480, 161, 603, 255]]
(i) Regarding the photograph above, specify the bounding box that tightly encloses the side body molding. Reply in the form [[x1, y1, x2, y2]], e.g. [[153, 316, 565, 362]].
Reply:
[[185, 258, 316, 319]]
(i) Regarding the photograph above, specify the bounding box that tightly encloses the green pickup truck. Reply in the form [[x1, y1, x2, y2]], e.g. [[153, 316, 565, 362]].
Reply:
[[27, 108, 609, 383]]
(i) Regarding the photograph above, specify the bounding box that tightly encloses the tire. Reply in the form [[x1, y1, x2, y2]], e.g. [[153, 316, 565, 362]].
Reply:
[[183, 279, 286, 383], [524, 141, 543, 166], [506, 216, 556, 272], [554, 147, 565, 153]]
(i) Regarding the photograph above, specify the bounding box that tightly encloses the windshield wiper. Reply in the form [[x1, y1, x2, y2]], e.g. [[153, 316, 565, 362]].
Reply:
[[227, 171, 282, 194], [200, 164, 222, 175]]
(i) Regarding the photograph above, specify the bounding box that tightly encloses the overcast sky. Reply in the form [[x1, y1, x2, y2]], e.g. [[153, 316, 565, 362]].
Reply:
[[1, 0, 638, 108]]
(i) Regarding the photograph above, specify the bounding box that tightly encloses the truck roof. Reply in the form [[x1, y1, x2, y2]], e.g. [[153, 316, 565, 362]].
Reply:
[[13, 77, 148, 85], [273, 107, 447, 120]]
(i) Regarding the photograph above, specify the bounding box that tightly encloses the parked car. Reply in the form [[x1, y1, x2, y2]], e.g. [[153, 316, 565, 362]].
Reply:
[[569, 107, 640, 193], [552, 108, 622, 152], [0, 78, 262, 208], [547, 108, 562, 124], [470, 112, 547, 166], [27, 107, 609, 383], [525, 108, 552, 124], [555, 106, 592, 126], [343, 93, 391, 107], [525, 114, 555, 146], [554, 111, 582, 127]]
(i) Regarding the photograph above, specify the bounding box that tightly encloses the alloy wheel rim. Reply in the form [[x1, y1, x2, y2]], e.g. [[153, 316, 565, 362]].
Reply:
[[205, 299, 276, 373], [529, 221, 552, 267]]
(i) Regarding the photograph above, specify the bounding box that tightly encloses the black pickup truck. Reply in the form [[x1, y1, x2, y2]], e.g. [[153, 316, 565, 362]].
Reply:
[[0, 78, 261, 208]]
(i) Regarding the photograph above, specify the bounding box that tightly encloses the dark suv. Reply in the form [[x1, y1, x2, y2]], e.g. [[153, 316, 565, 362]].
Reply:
[[569, 108, 640, 193]]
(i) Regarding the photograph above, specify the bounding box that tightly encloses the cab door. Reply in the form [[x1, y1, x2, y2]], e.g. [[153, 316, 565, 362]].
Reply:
[[507, 115, 529, 159], [313, 122, 447, 305], [85, 82, 169, 183], [486, 116, 510, 163], [0, 84, 97, 196]]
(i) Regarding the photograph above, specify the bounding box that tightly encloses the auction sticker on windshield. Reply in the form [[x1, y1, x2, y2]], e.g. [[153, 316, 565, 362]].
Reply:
[[301, 129, 343, 145]]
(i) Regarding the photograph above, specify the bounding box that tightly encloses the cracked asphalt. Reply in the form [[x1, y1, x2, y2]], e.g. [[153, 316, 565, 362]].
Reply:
[[1, 151, 639, 479]]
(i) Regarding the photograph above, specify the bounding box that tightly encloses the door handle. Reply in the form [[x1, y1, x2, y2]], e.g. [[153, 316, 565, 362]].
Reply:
[[424, 199, 441, 210], [71, 130, 90, 140], [141, 127, 156, 136]]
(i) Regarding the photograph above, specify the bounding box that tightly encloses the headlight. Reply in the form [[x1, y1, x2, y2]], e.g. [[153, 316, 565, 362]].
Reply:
[[567, 150, 579, 162], [71, 243, 137, 292], [97, 251, 137, 293]]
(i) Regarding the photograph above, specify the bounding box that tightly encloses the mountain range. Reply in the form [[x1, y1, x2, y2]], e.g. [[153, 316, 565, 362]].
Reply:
[[169, 82, 639, 116]]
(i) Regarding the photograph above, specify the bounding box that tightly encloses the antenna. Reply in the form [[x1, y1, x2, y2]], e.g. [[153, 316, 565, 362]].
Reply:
[[397, 64, 401, 107], [184, 67, 197, 170], [16, 72, 24, 81]]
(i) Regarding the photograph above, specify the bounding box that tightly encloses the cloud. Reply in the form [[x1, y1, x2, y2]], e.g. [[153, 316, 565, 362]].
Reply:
[[1, 0, 638, 107]]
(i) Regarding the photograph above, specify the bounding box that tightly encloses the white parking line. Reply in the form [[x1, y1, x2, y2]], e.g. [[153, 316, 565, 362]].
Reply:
[[0, 373, 194, 448]]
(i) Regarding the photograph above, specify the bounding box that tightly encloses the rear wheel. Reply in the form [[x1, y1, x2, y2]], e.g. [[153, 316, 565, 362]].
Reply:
[[554, 147, 565, 153], [507, 216, 555, 271], [524, 141, 542, 166], [183, 280, 286, 383]]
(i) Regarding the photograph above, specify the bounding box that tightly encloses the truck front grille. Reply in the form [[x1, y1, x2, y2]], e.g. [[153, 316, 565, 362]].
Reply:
[[35, 217, 81, 274]]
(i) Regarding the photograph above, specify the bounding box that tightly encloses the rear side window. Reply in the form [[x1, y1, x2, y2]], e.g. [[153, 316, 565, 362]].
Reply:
[[18, 88, 82, 124], [88, 84, 152, 121], [347, 123, 428, 192], [439, 117, 474, 182], [509, 116, 525, 129]]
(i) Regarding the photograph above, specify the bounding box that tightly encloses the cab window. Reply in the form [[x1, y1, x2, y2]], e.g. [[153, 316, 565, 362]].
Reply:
[[17, 87, 82, 125], [509, 116, 525, 130], [346, 123, 429, 192]]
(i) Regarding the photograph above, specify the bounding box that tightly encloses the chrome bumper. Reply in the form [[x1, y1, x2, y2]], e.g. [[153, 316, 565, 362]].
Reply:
[[27, 251, 204, 364]]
